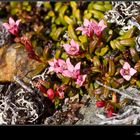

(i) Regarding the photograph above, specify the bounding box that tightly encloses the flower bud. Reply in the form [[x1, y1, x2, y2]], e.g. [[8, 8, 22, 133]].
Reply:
[[47, 88, 55, 100], [96, 101, 106, 108]]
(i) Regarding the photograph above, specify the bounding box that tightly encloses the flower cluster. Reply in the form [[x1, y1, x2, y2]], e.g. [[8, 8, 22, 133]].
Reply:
[[48, 58, 87, 87], [63, 39, 80, 55], [33, 79, 65, 101], [46, 17, 138, 117], [76, 18, 107, 38]]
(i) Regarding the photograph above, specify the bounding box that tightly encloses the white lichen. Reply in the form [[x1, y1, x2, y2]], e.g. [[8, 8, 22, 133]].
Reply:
[[0, 87, 39, 124], [104, 1, 140, 32]]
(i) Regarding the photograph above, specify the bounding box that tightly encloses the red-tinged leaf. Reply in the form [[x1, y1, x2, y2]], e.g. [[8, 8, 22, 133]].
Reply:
[[33, 81, 48, 95], [105, 104, 114, 118], [20, 35, 33, 51], [28, 51, 42, 62], [106, 110, 113, 118], [20, 35, 42, 62]]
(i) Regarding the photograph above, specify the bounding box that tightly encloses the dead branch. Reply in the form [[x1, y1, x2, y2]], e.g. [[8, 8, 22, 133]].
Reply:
[[14, 76, 34, 93], [99, 114, 139, 125], [95, 80, 140, 101], [97, 105, 140, 125]]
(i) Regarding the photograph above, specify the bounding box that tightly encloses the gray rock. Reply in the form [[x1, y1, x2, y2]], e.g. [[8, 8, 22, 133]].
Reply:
[[44, 94, 104, 125], [75, 96, 104, 125]]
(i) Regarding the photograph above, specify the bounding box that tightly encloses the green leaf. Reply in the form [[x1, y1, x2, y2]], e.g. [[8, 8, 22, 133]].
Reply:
[[61, 76, 70, 85], [95, 46, 109, 56], [54, 97, 60, 109], [79, 89, 84, 96], [55, 49, 61, 59], [79, 35, 88, 43], [136, 81, 140, 88], [64, 16, 74, 25], [61, 52, 68, 60], [120, 38, 136, 47], [68, 24, 78, 41], [130, 48, 139, 63], [54, 2, 62, 12], [93, 3, 106, 12]]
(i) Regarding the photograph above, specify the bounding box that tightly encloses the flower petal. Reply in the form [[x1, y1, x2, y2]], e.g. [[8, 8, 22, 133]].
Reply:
[[123, 62, 131, 69], [58, 59, 66, 66], [94, 27, 102, 36], [76, 27, 84, 31], [48, 61, 55, 66], [55, 67, 62, 73], [75, 62, 81, 70], [62, 70, 72, 78], [58, 92, 64, 99], [82, 29, 88, 35], [2, 23, 10, 30], [48, 67, 54, 72], [120, 68, 125, 76], [66, 58, 74, 71], [123, 75, 131, 81], [83, 74, 87, 80], [130, 68, 137, 76], [63, 44, 70, 48], [76, 74, 87, 86], [70, 39, 76, 46], [83, 19, 90, 27], [98, 20, 107, 31], [9, 17, 15, 26], [63, 44, 71, 52], [16, 19, 21, 26], [91, 20, 98, 27], [96, 101, 106, 108], [71, 39, 79, 49]]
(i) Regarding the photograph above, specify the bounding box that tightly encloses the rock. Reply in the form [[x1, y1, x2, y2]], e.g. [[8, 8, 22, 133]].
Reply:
[[75, 96, 104, 125], [0, 44, 46, 82], [44, 94, 104, 125]]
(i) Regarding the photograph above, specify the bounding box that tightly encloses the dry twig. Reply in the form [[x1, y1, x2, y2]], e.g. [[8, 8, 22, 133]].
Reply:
[[95, 80, 140, 101], [14, 76, 34, 93]]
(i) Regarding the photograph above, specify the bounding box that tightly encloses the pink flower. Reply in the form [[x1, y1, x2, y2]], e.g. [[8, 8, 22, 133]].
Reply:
[[3, 17, 21, 36], [98, 20, 107, 31], [56, 85, 65, 99], [58, 59, 68, 72], [62, 58, 81, 79], [47, 88, 55, 100], [93, 20, 107, 37], [76, 19, 106, 37], [63, 39, 79, 55], [120, 62, 137, 81], [76, 18, 95, 37], [48, 58, 67, 73], [75, 74, 87, 87]]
